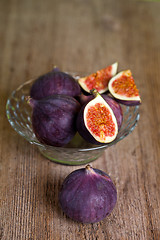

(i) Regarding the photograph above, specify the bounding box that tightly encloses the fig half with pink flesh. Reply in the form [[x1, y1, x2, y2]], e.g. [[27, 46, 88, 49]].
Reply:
[[78, 62, 118, 94], [76, 90, 118, 145], [108, 70, 141, 106], [78, 93, 123, 130]]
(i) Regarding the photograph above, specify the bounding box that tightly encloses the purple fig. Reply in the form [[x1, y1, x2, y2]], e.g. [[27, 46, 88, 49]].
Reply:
[[30, 69, 81, 100], [27, 95, 81, 147], [59, 165, 117, 223]]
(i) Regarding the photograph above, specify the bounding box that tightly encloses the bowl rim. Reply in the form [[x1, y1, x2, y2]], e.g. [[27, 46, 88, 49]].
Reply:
[[6, 76, 140, 152]]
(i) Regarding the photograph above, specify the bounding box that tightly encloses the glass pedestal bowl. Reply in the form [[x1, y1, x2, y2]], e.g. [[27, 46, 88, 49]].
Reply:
[[6, 77, 140, 165]]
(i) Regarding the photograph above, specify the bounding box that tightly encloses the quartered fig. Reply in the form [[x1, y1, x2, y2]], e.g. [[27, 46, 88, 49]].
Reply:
[[27, 95, 81, 147], [108, 70, 141, 106], [76, 90, 118, 145], [59, 165, 117, 223], [78, 62, 118, 94], [30, 68, 81, 100], [78, 93, 123, 130]]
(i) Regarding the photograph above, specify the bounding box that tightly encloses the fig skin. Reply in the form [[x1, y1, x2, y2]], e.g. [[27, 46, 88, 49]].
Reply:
[[27, 95, 81, 147], [59, 165, 117, 223], [30, 69, 81, 100], [114, 98, 141, 106]]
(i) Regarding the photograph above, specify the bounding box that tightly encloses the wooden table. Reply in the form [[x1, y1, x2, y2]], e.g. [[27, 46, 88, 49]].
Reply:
[[1, 0, 160, 239]]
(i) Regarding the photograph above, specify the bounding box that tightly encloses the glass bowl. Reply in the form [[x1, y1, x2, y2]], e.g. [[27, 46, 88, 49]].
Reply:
[[6, 76, 140, 165]]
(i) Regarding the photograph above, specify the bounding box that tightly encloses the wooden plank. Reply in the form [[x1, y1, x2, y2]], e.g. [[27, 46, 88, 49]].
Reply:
[[0, 0, 160, 239]]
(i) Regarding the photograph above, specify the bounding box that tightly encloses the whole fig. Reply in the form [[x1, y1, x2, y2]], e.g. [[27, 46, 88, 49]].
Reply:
[[59, 165, 117, 223], [27, 95, 81, 147], [30, 68, 81, 100]]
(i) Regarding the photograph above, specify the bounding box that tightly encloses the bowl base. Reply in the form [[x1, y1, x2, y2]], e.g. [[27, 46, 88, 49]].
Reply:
[[38, 147, 104, 166]]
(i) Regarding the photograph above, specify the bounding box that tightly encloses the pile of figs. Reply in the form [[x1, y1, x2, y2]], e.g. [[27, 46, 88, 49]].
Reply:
[[27, 63, 141, 147], [26, 64, 141, 223]]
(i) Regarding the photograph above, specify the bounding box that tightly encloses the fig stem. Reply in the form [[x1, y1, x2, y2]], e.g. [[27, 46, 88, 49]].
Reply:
[[52, 65, 60, 72], [25, 96, 31, 104], [90, 89, 99, 97], [25, 96, 36, 108], [86, 164, 92, 170], [85, 165, 96, 175]]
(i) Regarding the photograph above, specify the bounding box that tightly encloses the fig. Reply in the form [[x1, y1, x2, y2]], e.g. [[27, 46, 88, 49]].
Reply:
[[30, 68, 81, 100], [78, 62, 118, 94], [78, 93, 123, 130], [27, 95, 81, 147], [76, 90, 118, 145], [59, 165, 117, 223], [108, 70, 141, 106]]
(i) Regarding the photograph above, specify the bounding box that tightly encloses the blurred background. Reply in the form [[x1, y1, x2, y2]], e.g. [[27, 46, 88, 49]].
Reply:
[[1, 0, 160, 239], [2, 0, 159, 86]]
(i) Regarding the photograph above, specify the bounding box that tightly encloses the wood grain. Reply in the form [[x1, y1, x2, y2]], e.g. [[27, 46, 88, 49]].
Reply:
[[0, 0, 160, 239]]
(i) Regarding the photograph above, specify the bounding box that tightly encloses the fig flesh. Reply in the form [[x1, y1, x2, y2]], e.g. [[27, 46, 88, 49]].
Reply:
[[108, 70, 141, 106], [78, 62, 118, 94], [30, 68, 81, 100], [76, 90, 118, 145], [59, 165, 117, 223], [27, 95, 81, 147], [78, 93, 123, 130]]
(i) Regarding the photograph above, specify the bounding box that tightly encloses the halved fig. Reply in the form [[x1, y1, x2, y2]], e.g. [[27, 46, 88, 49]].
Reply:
[[108, 70, 141, 106], [77, 93, 123, 130], [78, 62, 118, 94], [76, 90, 118, 145]]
